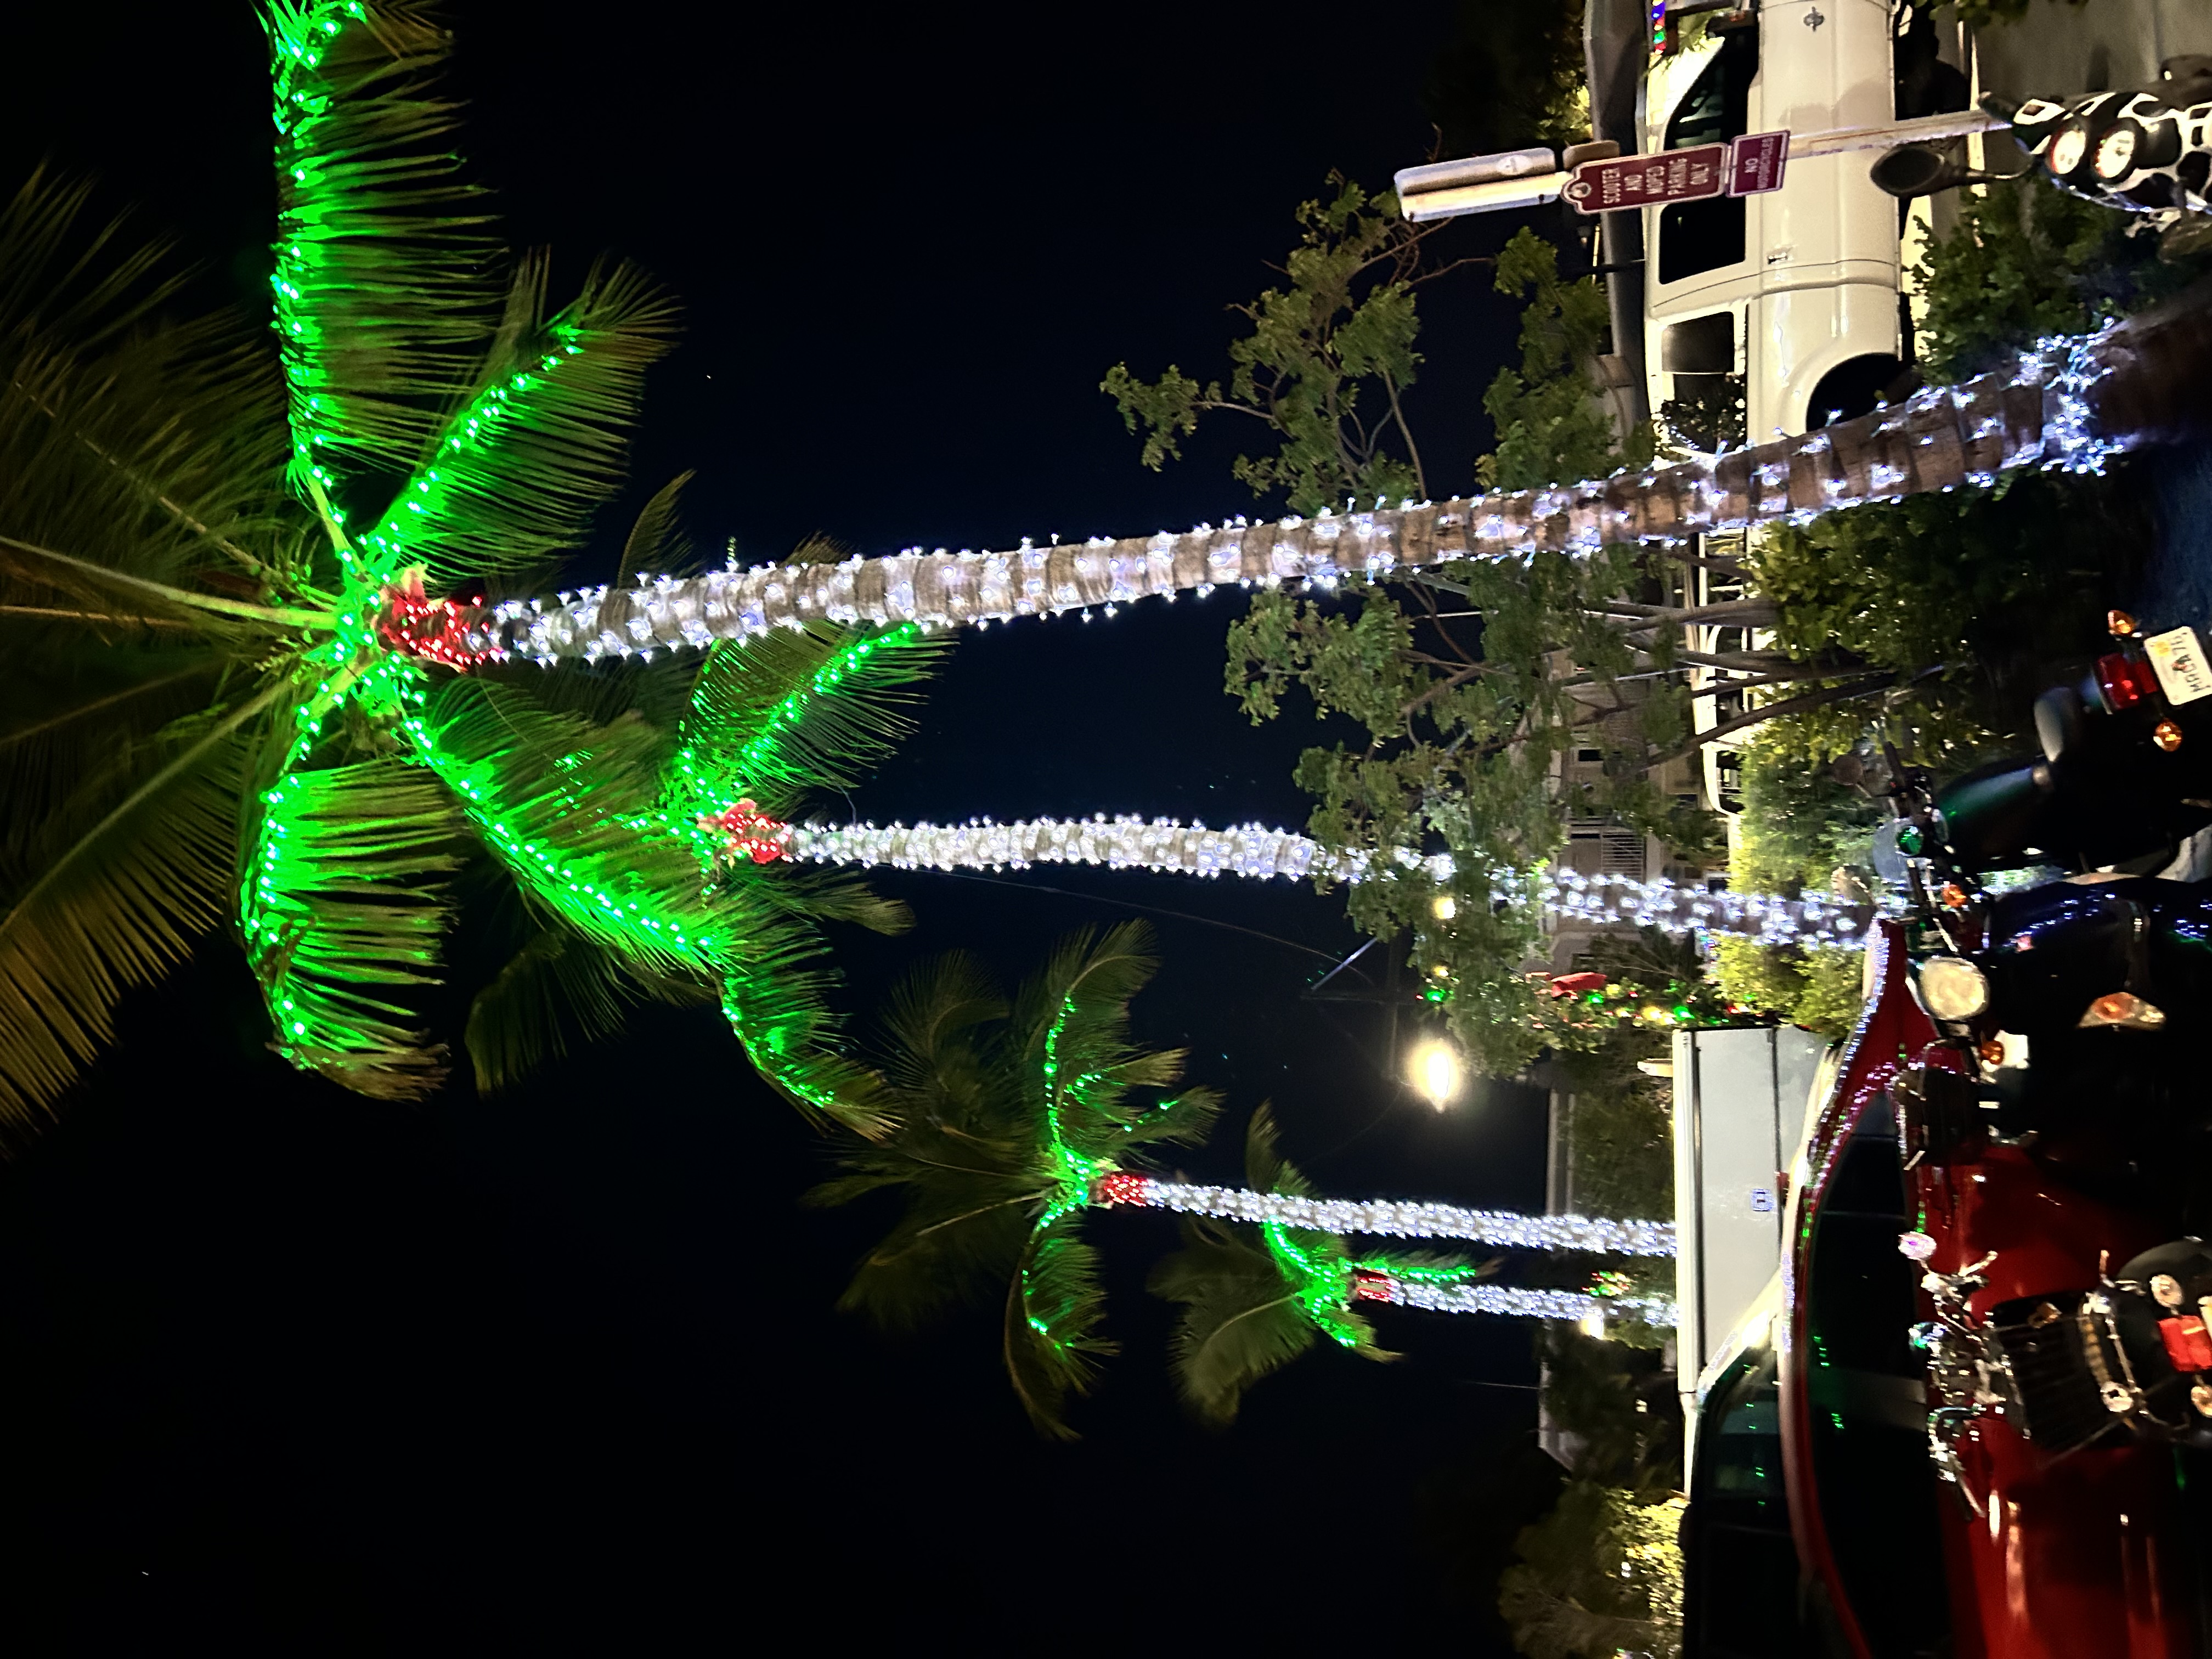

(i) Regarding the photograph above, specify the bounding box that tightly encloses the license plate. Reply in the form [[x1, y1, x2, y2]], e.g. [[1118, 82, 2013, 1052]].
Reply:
[[2146, 626, 2212, 705]]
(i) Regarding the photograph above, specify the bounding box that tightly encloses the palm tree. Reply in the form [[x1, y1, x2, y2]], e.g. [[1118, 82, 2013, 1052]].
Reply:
[[0, 3, 930, 1144], [808, 922, 1222, 1438]]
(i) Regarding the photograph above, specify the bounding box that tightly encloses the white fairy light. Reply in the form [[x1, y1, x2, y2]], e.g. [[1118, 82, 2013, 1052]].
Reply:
[[784, 815, 1884, 948], [1092, 1172, 1677, 1256], [413, 322, 2132, 666], [1369, 1278, 1676, 1325]]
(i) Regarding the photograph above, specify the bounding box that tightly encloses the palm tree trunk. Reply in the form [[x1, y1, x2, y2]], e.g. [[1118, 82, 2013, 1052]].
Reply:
[[785, 815, 1873, 948], [454, 282, 2212, 665]]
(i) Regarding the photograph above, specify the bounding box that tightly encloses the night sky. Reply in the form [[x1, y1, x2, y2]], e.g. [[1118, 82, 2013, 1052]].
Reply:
[[3, 4, 1571, 1649]]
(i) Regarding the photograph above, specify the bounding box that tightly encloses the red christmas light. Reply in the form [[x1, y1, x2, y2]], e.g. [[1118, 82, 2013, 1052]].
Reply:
[[375, 578, 505, 670], [1351, 1268, 1396, 1302], [1092, 1171, 1152, 1207], [1549, 971, 1609, 998], [698, 798, 791, 866]]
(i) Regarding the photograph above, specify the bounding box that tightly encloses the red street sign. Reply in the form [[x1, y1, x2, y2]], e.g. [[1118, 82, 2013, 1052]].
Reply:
[[1728, 130, 1789, 195], [1564, 144, 1726, 212]]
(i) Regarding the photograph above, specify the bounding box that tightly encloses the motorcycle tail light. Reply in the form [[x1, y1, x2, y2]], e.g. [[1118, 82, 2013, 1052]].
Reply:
[[2079, 991, 2168, 1030], [2095, 125, 2140, 180], [2047, 121, 2090, 177], [2095, 651, 2158, 710]]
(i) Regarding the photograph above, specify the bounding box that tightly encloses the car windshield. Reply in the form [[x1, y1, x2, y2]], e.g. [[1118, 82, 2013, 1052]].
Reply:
[[1802, 1115, 1951, 1655], [1681, 1344, 1802, 1656], [1657, 32, 1756, 284]]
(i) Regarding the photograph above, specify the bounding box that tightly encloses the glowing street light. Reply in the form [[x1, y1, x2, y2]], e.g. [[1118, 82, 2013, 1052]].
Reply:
[[1409, 1039, 1464, 1110]]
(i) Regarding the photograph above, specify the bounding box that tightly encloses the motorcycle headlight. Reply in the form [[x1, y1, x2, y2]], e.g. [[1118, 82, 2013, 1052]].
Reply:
[[1918, 956, 1991, 1022], [2048, 122, 2090, 178], [2094, 125, 2139, 181]]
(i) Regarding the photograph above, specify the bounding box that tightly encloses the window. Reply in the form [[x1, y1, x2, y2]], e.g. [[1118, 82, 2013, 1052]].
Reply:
[[1802, 1122, 1953, 1652], [1576, 748, 1604, 763], [1681, 1346, 1803, 1657], [1658, 32, 1757, 284]]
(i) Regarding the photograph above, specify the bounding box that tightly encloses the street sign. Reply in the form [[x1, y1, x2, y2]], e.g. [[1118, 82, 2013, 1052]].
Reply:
[[1563, 143, 1726, 212], [1728, 130, 1789, 196], [1564, 131, 1793, 213]]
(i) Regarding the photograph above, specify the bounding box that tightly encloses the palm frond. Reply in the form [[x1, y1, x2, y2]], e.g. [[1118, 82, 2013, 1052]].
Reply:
[[1003, 1206, 1115, 1440], [0, 174, 293, 607], [414, 674, 715, 973], [718, 916, 897, 1138], [1148, 1104, 1395, 1422], [0, 650, 224, 830], [240, 754, 464, 1097], [614, 469, 697, 588], [0, 169, 182, 355], [265, 0, 503, 486], [668, 619, 940, 822], [354, 258, 680, 588], [1149, 1215, 1319, 1425], [0, 685, 275, 1141], [464, 920, 632, 1093]]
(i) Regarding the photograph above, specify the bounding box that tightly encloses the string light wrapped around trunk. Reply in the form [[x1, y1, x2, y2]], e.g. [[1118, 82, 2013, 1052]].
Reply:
[[786, 815, 1881, 948], [1091, 1171, 1675, 1256], [375, 308, 2212, 670]]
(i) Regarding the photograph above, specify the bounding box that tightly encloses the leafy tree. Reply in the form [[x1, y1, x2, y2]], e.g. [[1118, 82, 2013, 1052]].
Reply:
[[1498, 1328, 1685, 1658], [1102, 178, 1483, 515], [1420, 0, 1590, 162], [1912, 174, 2204, 383], [1481, 229, 1653, 492]]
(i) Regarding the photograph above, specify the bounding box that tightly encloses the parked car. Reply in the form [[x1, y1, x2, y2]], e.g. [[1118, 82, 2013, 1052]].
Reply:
[[1680, 919, 2210, 1656]]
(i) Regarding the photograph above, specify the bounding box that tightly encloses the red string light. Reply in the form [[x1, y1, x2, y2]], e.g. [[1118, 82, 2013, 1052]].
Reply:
[[698, 798, 791, 866], [374, 580, 506, 670]]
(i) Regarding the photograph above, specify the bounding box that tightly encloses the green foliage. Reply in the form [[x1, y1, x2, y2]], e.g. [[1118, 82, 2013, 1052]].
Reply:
[[240, 755, 465, 1096], [810, 924, 1223, 1438], [1103, 178, 1442, 516], [1749, 467, 2155, 765], [1228, 541, 1717, 1075], [1912, 173, 2200, 383], [1499, 1482, 1685, 1659], [1480, 228, 1652, 492], [1500, 1329, 1685, 1657], [1421, 0, 1589, 160], [1708, 936, 1863, 1042]]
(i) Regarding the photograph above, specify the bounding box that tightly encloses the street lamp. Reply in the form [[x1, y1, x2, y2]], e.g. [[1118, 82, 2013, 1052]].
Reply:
[[1409, 1038, 1464, 1110]]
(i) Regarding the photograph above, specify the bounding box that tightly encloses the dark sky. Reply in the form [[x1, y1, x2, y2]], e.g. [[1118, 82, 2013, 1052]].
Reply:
[[3, 3, 1568, 1650]]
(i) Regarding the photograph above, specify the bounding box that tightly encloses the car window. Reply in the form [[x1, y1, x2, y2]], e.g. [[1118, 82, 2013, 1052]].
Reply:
[[1657, 33, 1756, 284], [1682, 1346, 1802, 1657], [1802, 1122, 1951, 1654]]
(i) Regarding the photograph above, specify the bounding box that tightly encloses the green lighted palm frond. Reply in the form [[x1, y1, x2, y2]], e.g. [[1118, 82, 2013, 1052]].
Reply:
[[1149, 1215, 1320, 1426], [1151, 1104, 1393, 1424], [1005, 1207, 1115, 1441], [240, 754, 464, 1098], [669, 619, 940, 822], [1015, 921, 1215, 1163], [355, 257, 681, 588], [413, 675, 716, 974], [718, 903, 896, 1138], [0, 690, 270, 1140], [266, 0, 502, 487]]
